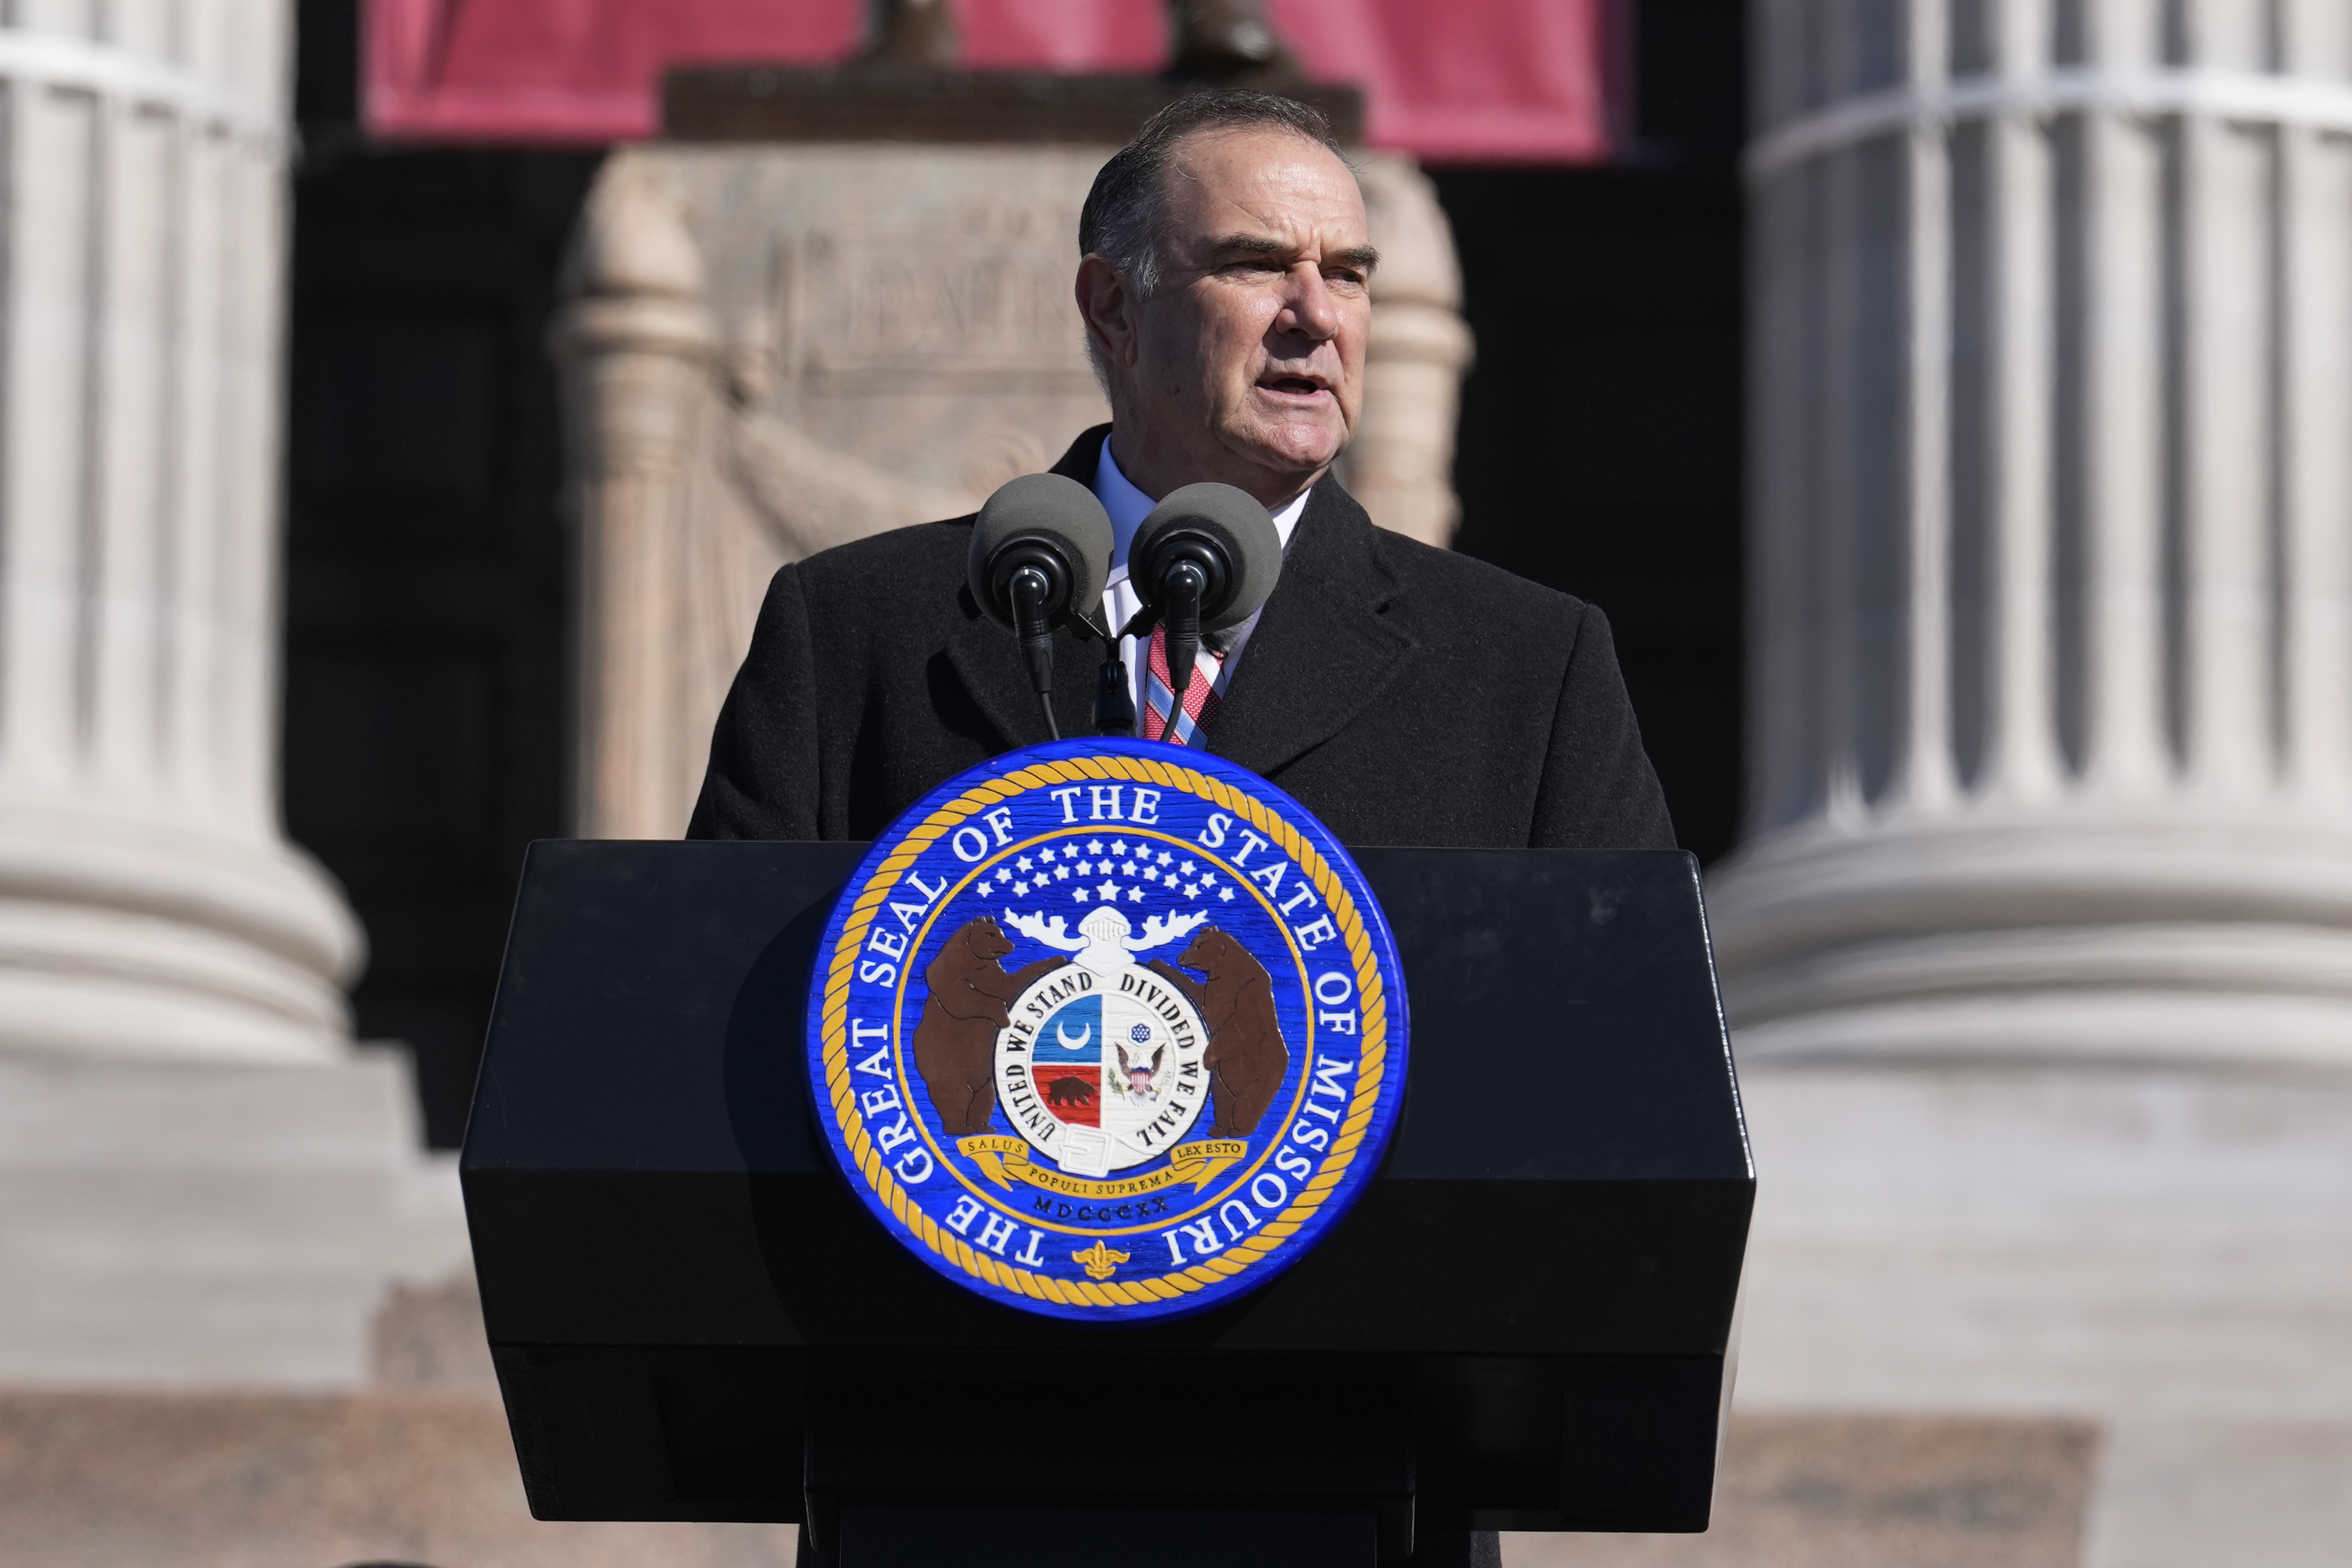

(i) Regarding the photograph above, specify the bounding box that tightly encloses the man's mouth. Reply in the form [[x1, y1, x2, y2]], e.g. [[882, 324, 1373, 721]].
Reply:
[[1257, 373, 1330, 399]]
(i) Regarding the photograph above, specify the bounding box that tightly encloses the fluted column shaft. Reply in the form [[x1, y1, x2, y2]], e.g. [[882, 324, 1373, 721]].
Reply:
[[1716, 0, 2352, 1066], [0, 0, 361, 1061]]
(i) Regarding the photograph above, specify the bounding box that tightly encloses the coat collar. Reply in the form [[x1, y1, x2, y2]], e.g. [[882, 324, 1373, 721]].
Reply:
[[946, 426, 1417, 773], [1203, 480, 1416, 777]]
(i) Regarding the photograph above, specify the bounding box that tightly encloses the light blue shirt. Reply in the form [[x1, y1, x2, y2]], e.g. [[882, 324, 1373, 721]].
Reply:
[[1091, 436, 1308, 713]]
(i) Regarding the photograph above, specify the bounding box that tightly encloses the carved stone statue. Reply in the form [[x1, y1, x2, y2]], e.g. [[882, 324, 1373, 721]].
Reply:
[[1169, 0, 1301, 80], [552, 143, 1471, 839], [855, 0, 958, 68]]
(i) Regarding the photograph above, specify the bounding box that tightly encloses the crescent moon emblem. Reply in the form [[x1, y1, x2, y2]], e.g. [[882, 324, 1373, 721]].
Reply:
[[1056, 1021, 1092, 1050]]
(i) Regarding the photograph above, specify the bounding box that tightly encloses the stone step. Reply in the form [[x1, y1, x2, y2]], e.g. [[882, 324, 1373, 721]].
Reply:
[[0, 1052, 469, 1389], [0, 1052, 427, 1168]]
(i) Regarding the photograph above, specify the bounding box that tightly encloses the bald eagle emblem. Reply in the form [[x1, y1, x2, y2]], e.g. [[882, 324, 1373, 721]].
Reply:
[[1116, 1041, 1168, 1102]]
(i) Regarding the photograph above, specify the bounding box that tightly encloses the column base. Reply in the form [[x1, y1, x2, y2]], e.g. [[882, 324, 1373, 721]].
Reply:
[[1707, 806, 2352, 1070], [1731, 989, 2352, 1069], [0, 1051, 469, 1388], [0, 801, 362, 1063]]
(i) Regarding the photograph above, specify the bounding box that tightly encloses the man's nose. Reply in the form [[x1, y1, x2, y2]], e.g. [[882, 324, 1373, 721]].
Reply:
[[1275, 264, 1342, 341]]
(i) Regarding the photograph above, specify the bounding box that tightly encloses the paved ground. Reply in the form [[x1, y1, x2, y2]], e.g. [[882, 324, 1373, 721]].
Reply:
[[0, 1385, 2096, 1568], [0, 1389, 800, 1568], [1513, 1413, 2098, 1568]]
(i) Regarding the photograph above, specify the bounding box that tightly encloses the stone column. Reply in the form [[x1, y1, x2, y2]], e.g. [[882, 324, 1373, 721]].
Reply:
[[0, 1, 466, 1384], [1723, 0, 2352, 1064], [1347, 157, 1475, 549], [548, 160, 721, 843], [1721, 3, 2352, 1555], [0, 0, 360, 1060]]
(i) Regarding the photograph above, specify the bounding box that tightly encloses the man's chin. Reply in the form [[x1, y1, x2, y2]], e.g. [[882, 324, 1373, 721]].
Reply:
[[1221, 412, 1347, 484]]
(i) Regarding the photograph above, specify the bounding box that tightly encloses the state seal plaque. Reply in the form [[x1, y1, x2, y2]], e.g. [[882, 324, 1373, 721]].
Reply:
[[806, 738, 1408, 1321]]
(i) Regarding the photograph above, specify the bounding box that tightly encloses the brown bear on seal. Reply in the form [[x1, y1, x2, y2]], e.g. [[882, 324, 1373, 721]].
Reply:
[[910, 917, 1061, 1135], [1149, 928, 1288, 1137]]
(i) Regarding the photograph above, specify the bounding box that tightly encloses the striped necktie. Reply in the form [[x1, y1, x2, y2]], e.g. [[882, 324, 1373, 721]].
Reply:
[[1142, 622, 1224, 746]]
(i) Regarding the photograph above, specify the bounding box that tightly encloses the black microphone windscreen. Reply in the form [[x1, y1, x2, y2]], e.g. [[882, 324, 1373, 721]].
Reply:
[[969, 473, 1114, 631], [1132, 482, 1283, 632]]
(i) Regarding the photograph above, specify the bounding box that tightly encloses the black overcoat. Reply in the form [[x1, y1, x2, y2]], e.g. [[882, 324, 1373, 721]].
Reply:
[[687, 426, 1674, 850]]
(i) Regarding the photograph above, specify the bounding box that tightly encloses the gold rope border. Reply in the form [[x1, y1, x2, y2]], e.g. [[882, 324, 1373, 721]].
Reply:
[[815, 753, 1394, 1311]]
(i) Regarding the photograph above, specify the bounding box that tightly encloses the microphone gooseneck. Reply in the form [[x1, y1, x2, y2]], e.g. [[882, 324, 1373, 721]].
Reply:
[[1162, 557, 1207, 730], [968, 473, 1112, 743], [1003, 556, 1063, 741]]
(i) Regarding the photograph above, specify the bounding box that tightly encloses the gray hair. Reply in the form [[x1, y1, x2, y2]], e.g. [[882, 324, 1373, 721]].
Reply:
[[1078, 89, 1352, 386]]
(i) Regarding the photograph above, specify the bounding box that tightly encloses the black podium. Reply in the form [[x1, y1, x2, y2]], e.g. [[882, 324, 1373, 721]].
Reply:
[[462, 842, 1752, 1566]]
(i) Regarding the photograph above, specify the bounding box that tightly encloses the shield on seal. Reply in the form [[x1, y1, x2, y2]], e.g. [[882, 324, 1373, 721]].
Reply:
[[1027, 990, 1104, 1130], [989, 906, 1217, 1178], [806, 738, 1409, 1323]]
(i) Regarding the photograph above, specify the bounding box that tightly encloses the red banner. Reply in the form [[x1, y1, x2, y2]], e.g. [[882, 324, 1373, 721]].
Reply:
[[364, 0, 1616, 163]]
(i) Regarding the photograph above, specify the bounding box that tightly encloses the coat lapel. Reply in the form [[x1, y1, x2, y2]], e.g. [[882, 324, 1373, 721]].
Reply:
[[945, 597, 1101, 753], [1207, 483, 1417, 777], [1047, 426, 1110, 483]]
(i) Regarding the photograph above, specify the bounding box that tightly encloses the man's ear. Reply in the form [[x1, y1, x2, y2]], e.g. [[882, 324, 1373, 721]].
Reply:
[[1075, 254, 1139, 376]]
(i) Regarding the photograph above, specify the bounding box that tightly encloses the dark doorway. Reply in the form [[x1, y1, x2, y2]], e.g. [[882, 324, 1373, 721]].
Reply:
[[1439, 0, 1747, 865], [284, 0, 597, 1146]]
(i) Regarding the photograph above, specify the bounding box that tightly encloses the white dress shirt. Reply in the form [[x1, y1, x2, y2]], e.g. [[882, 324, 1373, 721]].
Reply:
[[1091, 437, 1308, 718]]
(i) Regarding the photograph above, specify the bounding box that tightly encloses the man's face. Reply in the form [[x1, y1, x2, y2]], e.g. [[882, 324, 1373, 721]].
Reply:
[[1079, 127, 1377, 507]]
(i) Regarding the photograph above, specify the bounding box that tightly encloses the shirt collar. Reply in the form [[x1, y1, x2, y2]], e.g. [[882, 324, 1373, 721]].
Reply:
[[1092, 435, 1310, 577]]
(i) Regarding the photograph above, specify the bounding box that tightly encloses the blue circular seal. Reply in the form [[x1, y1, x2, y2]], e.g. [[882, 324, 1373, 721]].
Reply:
[[805, 737, 1409, 1322]]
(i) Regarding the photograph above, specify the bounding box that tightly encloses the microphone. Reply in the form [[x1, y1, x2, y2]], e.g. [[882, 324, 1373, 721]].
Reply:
[[1129, 483, 1283, 734], [968, 473, 1113, 742]]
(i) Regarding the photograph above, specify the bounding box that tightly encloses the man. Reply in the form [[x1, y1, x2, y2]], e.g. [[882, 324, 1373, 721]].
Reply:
[[698, 94, 1664, 1568], [688, 90, 1672, 854]]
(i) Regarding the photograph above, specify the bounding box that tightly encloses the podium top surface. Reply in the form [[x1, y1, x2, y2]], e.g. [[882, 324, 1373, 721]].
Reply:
[[466, 841, 1748, 1186]]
